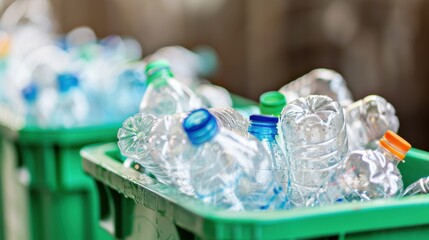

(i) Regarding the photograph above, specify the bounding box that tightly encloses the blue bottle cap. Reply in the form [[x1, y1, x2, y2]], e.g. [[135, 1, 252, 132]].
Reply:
[[21, 83, 38, 102], [183, 108, 219, 145], [57, 73, 79, 93], [248, 114, 279, 138], [249, 114, 278, 124]]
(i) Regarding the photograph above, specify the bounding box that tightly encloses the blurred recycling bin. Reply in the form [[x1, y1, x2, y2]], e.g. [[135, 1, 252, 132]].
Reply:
[[82, 138, 429, 238], [0, 106, 119, 240]]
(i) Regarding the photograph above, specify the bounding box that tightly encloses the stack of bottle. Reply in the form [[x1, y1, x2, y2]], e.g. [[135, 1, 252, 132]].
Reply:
[[118, 64, 423, 211], [0, 18, 231, 128]]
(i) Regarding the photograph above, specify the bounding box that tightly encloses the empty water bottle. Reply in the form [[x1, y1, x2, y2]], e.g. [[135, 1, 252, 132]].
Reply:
[[345, 95, 399, 151], [307, 130, 411, 206], [279, 69, 353, 107], [139, 60, 203, 116], [402, 177, 429, 196], [281, 95, 348, 207], [183, 109, 285, 211], [248, 115, 289, 197]]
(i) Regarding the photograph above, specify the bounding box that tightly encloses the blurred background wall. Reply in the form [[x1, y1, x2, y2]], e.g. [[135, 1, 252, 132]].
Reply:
[[2, 0, 429, 149]]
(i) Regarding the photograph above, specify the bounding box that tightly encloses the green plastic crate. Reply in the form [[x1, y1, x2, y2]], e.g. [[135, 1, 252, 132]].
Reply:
[[82, 142, 429, 240], [0, 105, 120, 240]]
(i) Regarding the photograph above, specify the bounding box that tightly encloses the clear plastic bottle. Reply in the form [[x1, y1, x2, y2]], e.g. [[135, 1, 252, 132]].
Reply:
[[248, 115, 289, 200], [139, 60, 203, 116], [49, 73, 89, 127], [345, 95, 399, 151], [402, 177, 429, 196], [183, 109, 285, 211], [208, 107, 249, 135], [280, 95, 348, 208], [307, 130, 411, 206], [279, 69, 353, 107]]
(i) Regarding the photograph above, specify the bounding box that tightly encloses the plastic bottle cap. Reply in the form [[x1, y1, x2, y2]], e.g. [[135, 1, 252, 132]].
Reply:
[[145, 60, 174, 86], [183, 108, 219, 145], [57, 73, 79, 93], [259, 91, 287, 116], [380, 130, 412, 160], [249, 114, 278, 124], [22, 83, 38, 102], [248, 114, 279, 138]]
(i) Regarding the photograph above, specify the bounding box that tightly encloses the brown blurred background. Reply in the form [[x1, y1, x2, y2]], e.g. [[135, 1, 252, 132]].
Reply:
[[2, 0, 429, 149]]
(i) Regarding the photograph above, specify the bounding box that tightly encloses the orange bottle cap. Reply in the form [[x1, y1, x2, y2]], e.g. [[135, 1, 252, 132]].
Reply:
[[380, 130, 411, 160]]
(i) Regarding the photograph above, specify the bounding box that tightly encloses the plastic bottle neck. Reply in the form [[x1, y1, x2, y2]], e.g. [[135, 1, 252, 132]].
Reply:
[[146, 68, 173, 87], [248, 115, 278, 141], [377, 145, 402, 165]]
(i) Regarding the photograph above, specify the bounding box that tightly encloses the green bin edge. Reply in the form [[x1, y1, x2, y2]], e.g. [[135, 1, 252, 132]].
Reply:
[[82, 143, 429, 237], [0, 109, 124, 240]]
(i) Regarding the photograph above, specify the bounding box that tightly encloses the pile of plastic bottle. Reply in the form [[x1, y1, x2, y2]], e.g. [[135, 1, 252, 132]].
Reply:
[[0, 18, 224, 128], [118, 62, 429, 211]]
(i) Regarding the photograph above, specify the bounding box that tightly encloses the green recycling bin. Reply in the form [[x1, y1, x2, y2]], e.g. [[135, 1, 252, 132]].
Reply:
[[82, 135, 429, 239], [0, 105, 119, 240]]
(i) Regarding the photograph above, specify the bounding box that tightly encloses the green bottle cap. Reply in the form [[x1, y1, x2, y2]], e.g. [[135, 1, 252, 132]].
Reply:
[[145, 60, 174, 86], [259, 91, 287, 116]]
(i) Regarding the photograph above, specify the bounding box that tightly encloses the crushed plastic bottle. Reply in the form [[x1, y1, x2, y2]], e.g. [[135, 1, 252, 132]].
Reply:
[[139, 60, 203, 116], [402, 176, 429, 196], [345, 95, 399, 151], [281, 95, 348, 207], [248, 115, 289, 199], [307, 130, 411, 207], [279, 69, 353, 107], [183, 109, 285, 211]]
